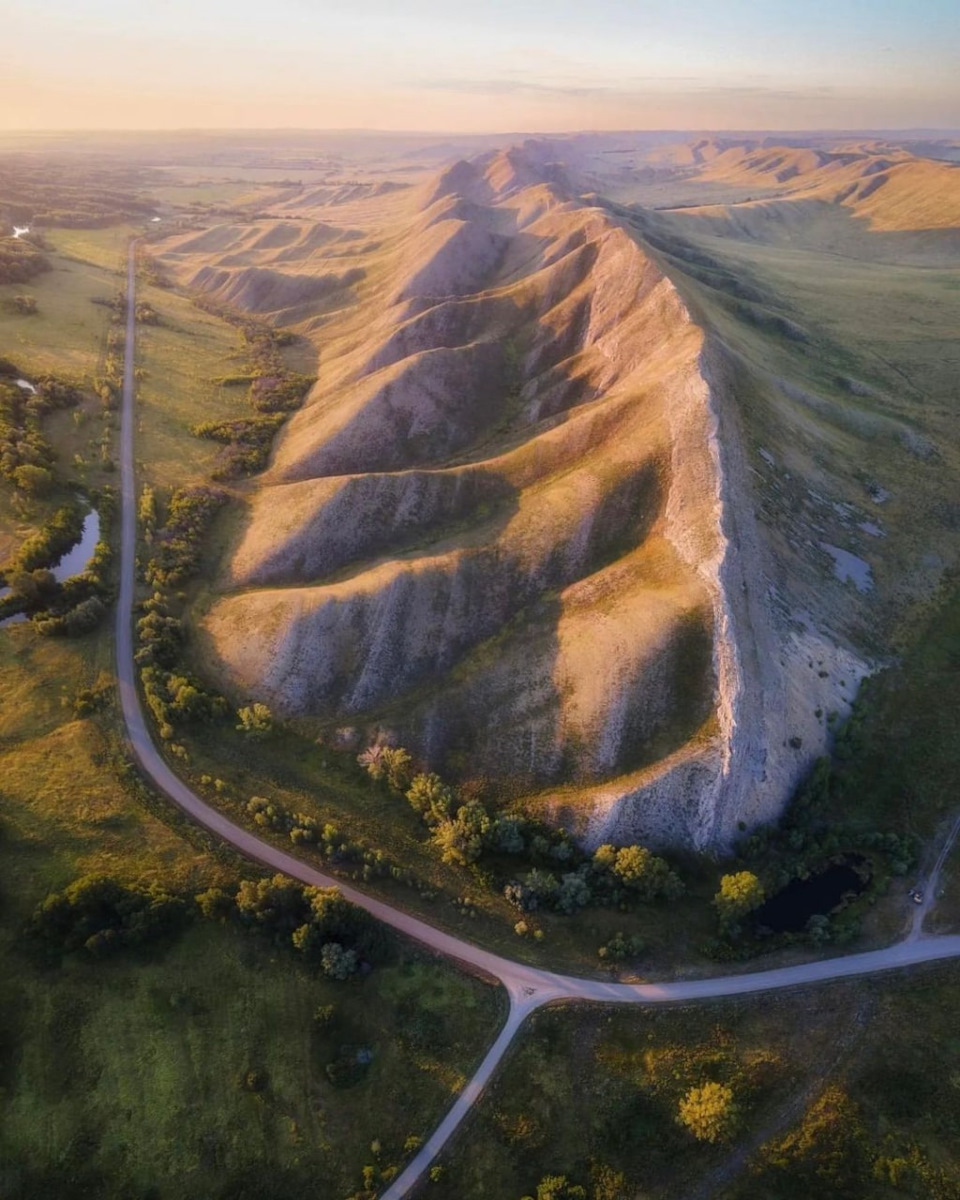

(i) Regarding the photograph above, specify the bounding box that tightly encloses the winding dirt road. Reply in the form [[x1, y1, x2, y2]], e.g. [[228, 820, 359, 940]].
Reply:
[[116, 243, 960, 1198]]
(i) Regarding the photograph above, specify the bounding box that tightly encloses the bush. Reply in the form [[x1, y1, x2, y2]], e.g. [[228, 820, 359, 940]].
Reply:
[[609, 844, 684, 900], [677, 1081, 739, 1143], [431, 800, 491, 866], [14, 503, 85, 571], [319, 942, 358, 981], [31, 875, 185, 957], [144, 486, 227, 587], [405, 772, 453, 825], [359, 745, 414, 792], [598, 932, 645, 962], [237, 702, 273, 736], [11, 462, 52, 494], [714, 871, 765, 930]]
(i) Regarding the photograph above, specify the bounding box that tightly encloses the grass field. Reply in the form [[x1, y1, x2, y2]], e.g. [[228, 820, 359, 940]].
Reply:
[[0, 225, 131, 562], [133, 280, 248, 492], [431, 963, 960, 1199], [0, 226, 129, 380], [0, 627, 503, 1200]]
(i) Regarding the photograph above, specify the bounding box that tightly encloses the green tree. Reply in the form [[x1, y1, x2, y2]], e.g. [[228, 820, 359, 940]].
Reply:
[[12, 463, 53, 495], [236, 702, 273, 736], [359, 744, 414, 791], [521, 1176, 587, 1200], [714, 871, 765, 928], [405, 772, 453, 825], [555, 869, 592, 914], [612, 845, 684, 900], [677, 1081, 739, 1143], [592, 844, 618, 872], [494, 815, 526, 855], [195, 887, 233, 922], [319, 941, 358, 980], [431, 800, 491, 866]]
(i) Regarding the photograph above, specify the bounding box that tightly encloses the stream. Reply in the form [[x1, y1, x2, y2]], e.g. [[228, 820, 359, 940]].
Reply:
[[1, 508, 101, 627]]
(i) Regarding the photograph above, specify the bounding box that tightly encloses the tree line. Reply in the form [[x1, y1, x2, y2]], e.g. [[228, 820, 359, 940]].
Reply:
[[30, 871, 368, 982]]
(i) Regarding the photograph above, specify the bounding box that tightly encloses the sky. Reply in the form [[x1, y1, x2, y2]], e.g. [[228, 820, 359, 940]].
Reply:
[[3, 0, 959, 132]]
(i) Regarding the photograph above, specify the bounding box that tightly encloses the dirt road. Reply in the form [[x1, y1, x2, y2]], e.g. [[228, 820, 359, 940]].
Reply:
[[115, 243, 960, 1198]]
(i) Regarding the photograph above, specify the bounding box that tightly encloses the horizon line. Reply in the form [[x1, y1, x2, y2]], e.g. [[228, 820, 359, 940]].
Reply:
[[1, 125, 959, 137]]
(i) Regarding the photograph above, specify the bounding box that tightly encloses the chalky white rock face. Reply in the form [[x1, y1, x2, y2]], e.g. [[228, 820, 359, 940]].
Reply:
[[159, 143, 867, 850]]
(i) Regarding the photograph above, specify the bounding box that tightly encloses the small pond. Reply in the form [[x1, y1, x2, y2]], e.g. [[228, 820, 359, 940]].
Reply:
[[754, 855, 869, 934], [52, 508, 100, 582], [1, 507, 100, 628]]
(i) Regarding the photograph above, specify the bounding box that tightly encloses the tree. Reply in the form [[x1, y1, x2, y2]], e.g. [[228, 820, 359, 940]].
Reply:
[[7, 568, 57, 607], [235, 874, 305, 933], [612, 845, 684, 901], [714, 871, 765, 928], [236, 702, 273, 736], [431, 800, 491, 866], [592, 844, 618, 872], [677, 1081, 739, 1143], [597, 932, 644, 962], [494, 815, 526, 855], [521, 1177, 587, 1200], [31, 874, 184, 956], [319, 941, 358, 981], [405, 772, 453, 825], [305, 885, 357, 940], [195, 887, 233, 922], [381, 746, 414, 792], [12, 463, 53, 495], [555, 868, 592, 914], [590, 1163, 628, 1200], [359, 744, 414, 792]]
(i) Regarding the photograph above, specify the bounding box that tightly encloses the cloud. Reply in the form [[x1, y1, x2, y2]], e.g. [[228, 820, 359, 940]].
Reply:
[[409, 76, 849, 105], [413, 77, 612, 98]]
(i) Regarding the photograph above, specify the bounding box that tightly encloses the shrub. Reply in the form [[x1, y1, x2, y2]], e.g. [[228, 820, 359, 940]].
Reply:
[[237, 702, 274, 736], [714, 871, 765, 929], [319, 942, 358, 981], [405, 773, 453, 825], [608, 844, 684, 901], [598, 932, 645, 962], [31, 874, 185, 956], [677, 1081, 739, 1143]]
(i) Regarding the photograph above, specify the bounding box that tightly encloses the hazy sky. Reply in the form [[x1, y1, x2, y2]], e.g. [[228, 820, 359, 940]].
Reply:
[[4, 0, 958, 131]]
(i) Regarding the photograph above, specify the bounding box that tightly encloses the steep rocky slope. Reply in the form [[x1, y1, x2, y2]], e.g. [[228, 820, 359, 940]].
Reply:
[[158, 146, 869, 849]]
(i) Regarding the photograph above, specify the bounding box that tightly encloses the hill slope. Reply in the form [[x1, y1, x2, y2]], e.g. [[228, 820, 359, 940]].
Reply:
[[156, 148, 870, 849]]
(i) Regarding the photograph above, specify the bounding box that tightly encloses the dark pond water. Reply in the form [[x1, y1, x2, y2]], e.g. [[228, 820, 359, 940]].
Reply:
[[51, 508, 100, 582], [754, 856, 869, 933], [1, 508, 100, 628]]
